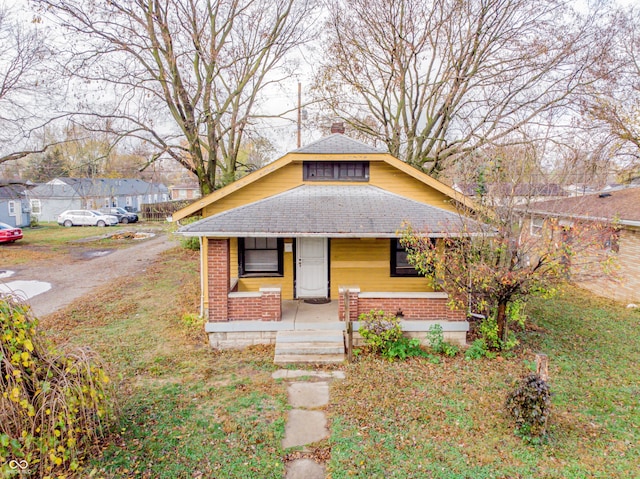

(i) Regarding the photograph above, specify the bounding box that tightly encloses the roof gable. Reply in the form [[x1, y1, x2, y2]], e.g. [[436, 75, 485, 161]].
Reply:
[[171, 135, 475, 222], [293, 134, 386, 154]]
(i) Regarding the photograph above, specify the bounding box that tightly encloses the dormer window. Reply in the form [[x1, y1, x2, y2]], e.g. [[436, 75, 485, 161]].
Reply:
[[303, 161, 369, 181]]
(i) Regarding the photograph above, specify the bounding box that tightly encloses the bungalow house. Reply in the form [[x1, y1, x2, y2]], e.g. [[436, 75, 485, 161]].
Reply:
[[527, 187, 640, 304], [0, 182, 31, 228], [27, 177, 170, 222], [170, 182, 202, 201], [173, 134, 481, 361], [453, 182, 568, 205]]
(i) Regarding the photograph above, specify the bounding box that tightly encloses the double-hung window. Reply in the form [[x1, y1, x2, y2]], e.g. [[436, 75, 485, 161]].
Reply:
[[239, 237, 284, 276]]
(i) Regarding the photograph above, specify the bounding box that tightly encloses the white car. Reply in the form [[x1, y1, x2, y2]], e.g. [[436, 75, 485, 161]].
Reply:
[[57, 210, 119, 227]]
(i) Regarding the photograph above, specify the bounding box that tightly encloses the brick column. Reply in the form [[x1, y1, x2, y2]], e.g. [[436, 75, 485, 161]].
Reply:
[[208, 238, 230, 322], [348, 290, 359, 321], [338, 287, 360, 321], [260, 287, 282, 321]]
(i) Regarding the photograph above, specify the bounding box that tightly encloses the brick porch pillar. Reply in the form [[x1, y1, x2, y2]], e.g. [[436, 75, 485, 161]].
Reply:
[[260, 287, 282, 321], [208, 238, 230, 321]]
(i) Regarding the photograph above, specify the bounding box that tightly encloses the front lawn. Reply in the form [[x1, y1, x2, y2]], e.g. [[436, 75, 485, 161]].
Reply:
[[327, 290, 639, 478], [20, 232, 638, 478]]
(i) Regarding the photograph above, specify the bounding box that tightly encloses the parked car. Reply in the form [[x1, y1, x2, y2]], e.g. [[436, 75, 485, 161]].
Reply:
[[99, 207, 138, 224], [123, 206, 138, 213], [57, 210, 119, 227], [0, 222, 23, 243]]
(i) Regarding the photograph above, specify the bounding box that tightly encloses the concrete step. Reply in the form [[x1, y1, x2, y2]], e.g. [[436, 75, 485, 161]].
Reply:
[[274, 353, 345, 365], [276, 341, 345, 355], [274, 330, 346, 364], [277, 331, 344, 343]]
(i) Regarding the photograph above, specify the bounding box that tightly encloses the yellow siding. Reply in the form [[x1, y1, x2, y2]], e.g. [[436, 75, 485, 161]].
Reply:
[[369, 162, 457, 212], [330, 238, 433, 296], [201, 157, 458, 303], [201, 159, 456, 217], [203, 164, 303, 217]]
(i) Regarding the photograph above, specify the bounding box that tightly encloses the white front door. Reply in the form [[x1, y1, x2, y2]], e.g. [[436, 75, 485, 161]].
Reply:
[[296, 238, 328, 298]]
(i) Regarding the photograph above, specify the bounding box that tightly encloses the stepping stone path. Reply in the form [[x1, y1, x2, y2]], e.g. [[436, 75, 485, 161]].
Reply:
[[272, 369, 345, 479]]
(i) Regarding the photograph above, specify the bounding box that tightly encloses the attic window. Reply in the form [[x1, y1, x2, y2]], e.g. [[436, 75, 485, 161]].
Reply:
[[303, 161, 369, 181]]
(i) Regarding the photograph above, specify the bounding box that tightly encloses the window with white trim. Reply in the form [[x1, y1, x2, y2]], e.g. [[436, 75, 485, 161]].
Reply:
[[8, 201, 16, 216], [30, 199, 41, 215], [530, 217, 544, 236]]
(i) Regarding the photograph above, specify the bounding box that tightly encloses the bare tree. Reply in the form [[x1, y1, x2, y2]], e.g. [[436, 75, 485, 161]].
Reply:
[[0, 4, 60, 164], [313, 0, 614, 177], [583, 7, 640, 175], [35, 0, 316, 194]]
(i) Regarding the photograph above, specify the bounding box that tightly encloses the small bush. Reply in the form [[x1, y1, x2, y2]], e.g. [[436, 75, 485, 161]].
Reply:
[[358, 310, 402, 354], [384, 336, 429, 360], [479, 315, 519, 351], [426, 324, 459, 357], [180, 236, 200, 251], [505, 373, 551, 440], [0, 297, 115, 477], [464, 338, 489, 360], [358, 310, 432, 361], [176, 216, 202, 251]]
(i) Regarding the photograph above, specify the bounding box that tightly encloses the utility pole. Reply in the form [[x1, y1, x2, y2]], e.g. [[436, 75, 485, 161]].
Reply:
[[297, 82, 302, 148]]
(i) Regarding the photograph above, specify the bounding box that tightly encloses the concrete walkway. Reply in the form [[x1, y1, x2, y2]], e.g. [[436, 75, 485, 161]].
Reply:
[[272, 369, 345, 479]]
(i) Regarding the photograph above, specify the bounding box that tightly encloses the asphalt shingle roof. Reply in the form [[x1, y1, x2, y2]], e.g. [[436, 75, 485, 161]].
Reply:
[[293, 134, 387, 155], [529, 187, 640, 223], [179, 185, 477, 237], [29, 178, 168, 198]]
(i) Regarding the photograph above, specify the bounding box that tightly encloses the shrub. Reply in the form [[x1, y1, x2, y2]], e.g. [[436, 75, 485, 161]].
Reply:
[[358, 310, 402, 354], [384, 336, 429, 360], [358, 310, 432, 361], [479, 315, 519, 351], [176, 216, 202, 251], [0, 297, 115, 477], [505, 373, 551, 440], [464, 338, 493, 360], [426, 324, 459, 357]]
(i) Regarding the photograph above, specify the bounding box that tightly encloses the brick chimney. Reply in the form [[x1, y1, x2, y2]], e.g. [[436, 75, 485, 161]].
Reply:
[[330, 122, 345, 134]]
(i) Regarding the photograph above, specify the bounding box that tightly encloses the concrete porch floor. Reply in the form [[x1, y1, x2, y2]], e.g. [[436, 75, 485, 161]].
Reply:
[[282, 300, 340, 329]]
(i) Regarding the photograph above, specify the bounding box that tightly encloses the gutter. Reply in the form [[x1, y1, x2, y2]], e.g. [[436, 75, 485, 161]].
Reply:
[[530, 209, 640, 228]]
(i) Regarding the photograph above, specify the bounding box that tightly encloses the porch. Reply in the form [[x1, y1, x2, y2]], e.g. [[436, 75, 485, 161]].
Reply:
[[205, 296, 469, 352]]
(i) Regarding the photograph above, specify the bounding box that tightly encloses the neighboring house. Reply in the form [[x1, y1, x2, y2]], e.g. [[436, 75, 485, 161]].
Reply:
[[170, 183, 201, 200], [0, 182, 31, 228], [27, 178, 170, 222], [453, 182, 568, 205], [173, 134, 482, 352], [528, 187, 640, 304]]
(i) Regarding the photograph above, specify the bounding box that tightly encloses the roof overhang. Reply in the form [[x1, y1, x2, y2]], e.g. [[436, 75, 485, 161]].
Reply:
[[177, 184, 484, 238]]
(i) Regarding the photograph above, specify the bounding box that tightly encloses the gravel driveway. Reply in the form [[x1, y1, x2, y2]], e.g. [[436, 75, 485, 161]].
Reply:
[[3, 232, 178, 317]]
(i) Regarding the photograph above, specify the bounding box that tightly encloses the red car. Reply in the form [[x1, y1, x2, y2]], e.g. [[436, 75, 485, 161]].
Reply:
[[0, 222, 23, 243]]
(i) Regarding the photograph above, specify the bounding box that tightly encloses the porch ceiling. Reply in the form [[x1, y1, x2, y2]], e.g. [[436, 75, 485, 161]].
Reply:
[[179, 185, 483, 238]]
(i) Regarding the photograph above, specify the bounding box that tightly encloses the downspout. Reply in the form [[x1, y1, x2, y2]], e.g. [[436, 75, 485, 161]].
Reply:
[[199, 236, 205, 318]]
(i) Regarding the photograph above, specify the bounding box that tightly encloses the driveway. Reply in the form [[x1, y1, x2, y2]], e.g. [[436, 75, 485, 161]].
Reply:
[[1, 232, 178, 317]]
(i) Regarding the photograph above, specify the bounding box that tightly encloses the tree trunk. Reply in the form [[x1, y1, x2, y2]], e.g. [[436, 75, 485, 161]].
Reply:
[[496, 301, 507, 347]]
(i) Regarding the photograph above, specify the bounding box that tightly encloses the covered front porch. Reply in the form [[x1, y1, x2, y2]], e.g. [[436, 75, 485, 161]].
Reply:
[[206, 295, 469, 352]]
